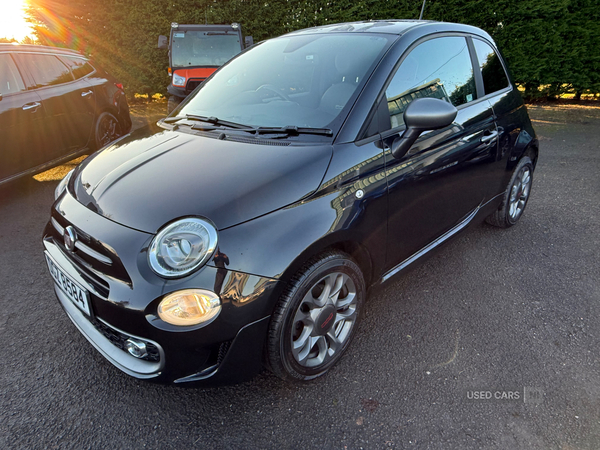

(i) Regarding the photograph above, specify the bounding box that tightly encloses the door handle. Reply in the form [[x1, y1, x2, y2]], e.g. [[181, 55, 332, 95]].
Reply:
[[22, 102, 41, 111], [81, 90, 94, 97], [481, 131, 498, 144], [461, 131, 483, 142]]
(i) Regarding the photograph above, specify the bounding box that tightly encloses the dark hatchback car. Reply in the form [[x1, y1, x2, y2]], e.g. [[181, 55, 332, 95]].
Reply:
[[0, 44, 132, 185], [43, 20, 537, 385]]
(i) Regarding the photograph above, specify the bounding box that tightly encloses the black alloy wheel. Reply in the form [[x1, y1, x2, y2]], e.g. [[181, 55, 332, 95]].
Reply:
[[94, 112, 121, 150]]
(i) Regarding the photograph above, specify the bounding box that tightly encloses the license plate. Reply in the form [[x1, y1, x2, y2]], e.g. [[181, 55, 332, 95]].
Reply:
[[45, 253, 91, 316]]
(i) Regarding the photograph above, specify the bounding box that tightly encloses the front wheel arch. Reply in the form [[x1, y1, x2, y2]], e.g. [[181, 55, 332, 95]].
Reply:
[[277, 234, 375, 289]]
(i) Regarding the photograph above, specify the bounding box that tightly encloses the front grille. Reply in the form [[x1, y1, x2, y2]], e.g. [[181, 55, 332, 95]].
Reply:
[[92, 317, 160, 363], [50, 211, 131, 287], [186, 79, 205, 93], [217, 341, 231, 365]]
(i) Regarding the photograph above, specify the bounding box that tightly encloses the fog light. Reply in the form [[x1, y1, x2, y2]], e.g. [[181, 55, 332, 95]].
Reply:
[[125, 338, 148, 359], [158, 289, 221, 326]]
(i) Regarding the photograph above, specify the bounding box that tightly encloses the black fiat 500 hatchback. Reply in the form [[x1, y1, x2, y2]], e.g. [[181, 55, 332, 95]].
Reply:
[[0, 44, 131, 185], [44, 20, 537, 385]]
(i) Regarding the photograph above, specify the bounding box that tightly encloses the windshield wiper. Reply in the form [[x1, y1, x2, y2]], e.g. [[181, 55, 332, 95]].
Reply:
[[164, 117, 333, 137], [254, 126, 333, 137], [163, 115, 249, 129]]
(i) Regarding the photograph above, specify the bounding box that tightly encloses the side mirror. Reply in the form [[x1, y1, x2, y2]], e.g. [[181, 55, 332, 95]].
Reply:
[[157, 35, 168, 50], [245, 36, 254, 48], [391, 97, 458, 159]]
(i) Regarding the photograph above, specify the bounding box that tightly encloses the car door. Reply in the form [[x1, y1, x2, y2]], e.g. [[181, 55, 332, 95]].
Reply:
[[0, 53, 46, 182], [380, 35, 498, 274], [15, 52, 94, 159]]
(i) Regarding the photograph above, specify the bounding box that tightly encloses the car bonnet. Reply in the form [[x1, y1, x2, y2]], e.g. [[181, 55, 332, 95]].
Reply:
[[71, 125, 333, 233]]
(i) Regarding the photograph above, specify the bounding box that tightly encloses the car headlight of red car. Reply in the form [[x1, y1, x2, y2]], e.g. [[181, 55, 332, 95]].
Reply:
[[172, 73, 186, 87]]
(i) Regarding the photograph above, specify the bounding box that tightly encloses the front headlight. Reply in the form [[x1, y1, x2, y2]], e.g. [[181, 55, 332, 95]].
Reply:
[[148, 217, 218, 278], [172, 73, 186, 87], [54, 169, 74, 200]]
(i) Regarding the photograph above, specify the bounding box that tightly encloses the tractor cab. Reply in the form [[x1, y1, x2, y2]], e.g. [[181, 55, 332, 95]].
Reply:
[[158, 23, 252, 112]]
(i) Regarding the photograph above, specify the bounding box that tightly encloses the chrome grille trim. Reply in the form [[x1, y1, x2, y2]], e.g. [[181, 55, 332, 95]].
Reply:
[[74, 241, 113, 265], [52, 216, 112, 265], [51, 217, 64, 235]]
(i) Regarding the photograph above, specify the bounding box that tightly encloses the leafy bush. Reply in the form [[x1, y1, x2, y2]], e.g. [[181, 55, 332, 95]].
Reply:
[[27, 0, 600, 100]]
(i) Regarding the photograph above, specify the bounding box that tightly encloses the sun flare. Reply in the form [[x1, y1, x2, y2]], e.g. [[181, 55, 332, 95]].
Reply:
[[0, 0, 34, 41]]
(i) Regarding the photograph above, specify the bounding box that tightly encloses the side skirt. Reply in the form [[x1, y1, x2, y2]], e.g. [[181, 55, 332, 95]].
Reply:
[[0, 148, 90, 186]]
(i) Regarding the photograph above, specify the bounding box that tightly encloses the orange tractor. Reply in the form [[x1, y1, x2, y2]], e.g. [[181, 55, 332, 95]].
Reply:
[[158, 22, 252, 112]]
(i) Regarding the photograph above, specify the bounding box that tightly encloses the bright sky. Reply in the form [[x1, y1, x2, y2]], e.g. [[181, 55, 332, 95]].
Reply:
[[0, 0, 34, 41]]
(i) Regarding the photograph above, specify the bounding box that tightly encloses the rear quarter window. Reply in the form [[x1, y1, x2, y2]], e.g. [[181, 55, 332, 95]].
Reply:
[[61, 56, 95, 79], [473, 39, 510, 95]]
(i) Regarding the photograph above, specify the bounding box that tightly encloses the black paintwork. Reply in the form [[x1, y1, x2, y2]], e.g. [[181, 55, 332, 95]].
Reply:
[[71, 124, 333, 232], [43, 20, 537, 385], [0, 44, 132, 185]]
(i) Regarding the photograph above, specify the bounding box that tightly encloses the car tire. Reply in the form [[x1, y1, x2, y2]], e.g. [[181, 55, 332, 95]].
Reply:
[[486, 155, 534, 228], [267, 251, 365, 382], [94, 112, 121, 150], [167, 96, 182, 114]]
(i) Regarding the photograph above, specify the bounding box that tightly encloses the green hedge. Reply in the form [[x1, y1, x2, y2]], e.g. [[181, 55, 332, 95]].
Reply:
[[28, 0, 600, 99]]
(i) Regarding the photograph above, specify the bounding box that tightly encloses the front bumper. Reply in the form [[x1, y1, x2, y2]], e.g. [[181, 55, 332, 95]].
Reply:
[[167, 78, 206, 100], [44, 191, 279, 385], [167, 84, 190, 100]]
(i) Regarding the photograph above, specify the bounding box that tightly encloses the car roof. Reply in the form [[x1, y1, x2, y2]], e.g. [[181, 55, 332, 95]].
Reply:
[[283, 20, 492, 40], [172, 24, 241, 32], [0, 43, 86, 58]]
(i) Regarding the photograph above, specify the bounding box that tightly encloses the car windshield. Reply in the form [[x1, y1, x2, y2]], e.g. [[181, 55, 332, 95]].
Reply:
[[171, 31, 242, 67], [177, 33, 392, 130]]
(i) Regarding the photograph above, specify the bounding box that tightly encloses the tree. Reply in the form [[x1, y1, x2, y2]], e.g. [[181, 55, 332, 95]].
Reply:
[[24, 0, 600, 99]]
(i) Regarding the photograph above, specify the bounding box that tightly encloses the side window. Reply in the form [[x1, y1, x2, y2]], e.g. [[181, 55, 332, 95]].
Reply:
[[61, 56, 94, 79], [0, 54, 25, 95], [385, 36, 476, 128], [473, 39, 509, 95], [18, 54, 74, 88]]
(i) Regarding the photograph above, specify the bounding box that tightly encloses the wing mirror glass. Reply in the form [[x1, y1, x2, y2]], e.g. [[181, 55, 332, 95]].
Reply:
[[391, 98, 458, 159], [158, 35, 168, 50]]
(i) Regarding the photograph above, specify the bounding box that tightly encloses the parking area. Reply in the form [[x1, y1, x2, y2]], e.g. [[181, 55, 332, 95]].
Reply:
[[1, 104, 599, 449]]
